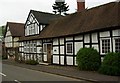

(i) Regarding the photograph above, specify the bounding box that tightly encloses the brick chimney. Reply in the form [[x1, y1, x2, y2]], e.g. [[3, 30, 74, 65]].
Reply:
[[77, 0, 85, 12]]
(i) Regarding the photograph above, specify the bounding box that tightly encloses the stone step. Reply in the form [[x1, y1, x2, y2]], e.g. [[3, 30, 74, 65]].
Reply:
[[39, 62, 49, 65]]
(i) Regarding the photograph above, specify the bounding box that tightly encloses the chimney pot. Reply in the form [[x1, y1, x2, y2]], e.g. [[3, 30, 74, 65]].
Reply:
[[55, 0, 65, 2]]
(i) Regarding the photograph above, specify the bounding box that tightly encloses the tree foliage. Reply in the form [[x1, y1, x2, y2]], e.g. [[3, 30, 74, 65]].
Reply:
[[52, 2, 69, 15], [0, 26, 5, 35], [0, 26, 5, 40]]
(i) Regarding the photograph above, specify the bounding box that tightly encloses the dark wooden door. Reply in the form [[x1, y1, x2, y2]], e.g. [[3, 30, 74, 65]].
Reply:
[[47, 44, 52, 63]]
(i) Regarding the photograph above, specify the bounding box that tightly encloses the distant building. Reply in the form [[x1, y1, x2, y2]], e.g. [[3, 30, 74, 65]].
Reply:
[[4, 22, 24, 60]]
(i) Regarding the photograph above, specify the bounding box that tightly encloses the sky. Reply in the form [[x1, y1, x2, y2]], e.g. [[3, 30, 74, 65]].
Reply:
[[0, 0, 116, 26]]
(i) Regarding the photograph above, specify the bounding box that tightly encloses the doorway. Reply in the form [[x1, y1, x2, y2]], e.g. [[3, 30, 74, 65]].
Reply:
[[47, 44, 52, 63]]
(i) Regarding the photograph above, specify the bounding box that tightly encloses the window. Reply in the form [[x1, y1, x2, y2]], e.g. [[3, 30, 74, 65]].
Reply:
[[66, 43, 73, 54], [27, 42, 29, 52], [30, 42, 33, 52], [28, 24, 36, 35], [33, 41, 37, 52], [101, 39, 110, 53], [25, 15, 39, 36], [24, 42, 27, 52], [43, 44, 47, 53], [35, 23, 39, 34], [115, 38, 120, 52], [29, 25, 31, 35]]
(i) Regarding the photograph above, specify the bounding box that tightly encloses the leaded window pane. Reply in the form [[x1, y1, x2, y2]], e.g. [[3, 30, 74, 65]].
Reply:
[[102, 39, 110, 53], [115, 38, 120, 52], [67, 43, 73, 53]]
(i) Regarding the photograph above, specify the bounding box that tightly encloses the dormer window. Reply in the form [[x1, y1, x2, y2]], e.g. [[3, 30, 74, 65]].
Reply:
[[24, 10, 61, 36], [25, 13, 39, 36]]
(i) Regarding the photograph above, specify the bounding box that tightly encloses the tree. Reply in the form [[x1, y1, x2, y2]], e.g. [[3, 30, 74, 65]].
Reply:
[[0, 26, 5, 41], [52, 1, 69, 15]]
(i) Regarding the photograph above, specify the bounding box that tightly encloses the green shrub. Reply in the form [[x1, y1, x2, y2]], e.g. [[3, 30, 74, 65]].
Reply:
[[17, 59, 25, 63], [98, 52, 120, 76], [76, 48, 101, 71], [2, 55, 8, 59], [25, 60, 38, 65]]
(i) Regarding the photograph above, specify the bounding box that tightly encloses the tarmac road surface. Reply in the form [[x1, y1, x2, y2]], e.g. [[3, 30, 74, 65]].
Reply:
[[2, 64, 87, 82]]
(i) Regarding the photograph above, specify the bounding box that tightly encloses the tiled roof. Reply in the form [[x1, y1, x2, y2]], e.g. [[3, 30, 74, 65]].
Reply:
[[30, 10, 62, 24], [39, 2, 120, 38], [5, 22, 24, 37], [19, 2, 120, 41]]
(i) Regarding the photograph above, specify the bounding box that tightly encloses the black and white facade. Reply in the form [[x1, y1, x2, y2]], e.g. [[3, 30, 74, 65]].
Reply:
[[19, 29, 120, 65], [19, 10, 61, 63], [4, 22, 24, 59], [51, 30, 120, 65], [19, 2, 120, 66]]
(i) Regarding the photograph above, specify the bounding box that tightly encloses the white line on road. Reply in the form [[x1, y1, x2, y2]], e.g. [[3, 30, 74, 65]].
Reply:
[[14, 80, 21, 83], [0, 72, 6, 76]]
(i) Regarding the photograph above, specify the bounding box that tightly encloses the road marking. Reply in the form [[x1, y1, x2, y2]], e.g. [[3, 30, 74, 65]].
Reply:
[[0, 72, 6, 76], [14, 80, 21, 83]]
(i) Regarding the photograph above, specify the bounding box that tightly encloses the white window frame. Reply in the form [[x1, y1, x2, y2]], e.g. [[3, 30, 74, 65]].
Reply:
[[100, 38, 112, 55], [66, 42, 73, 55], [29, 41, 33, 53], [43, 44, 47, 53], [33, 41, 37, 53], [113, 37, 120, 52]]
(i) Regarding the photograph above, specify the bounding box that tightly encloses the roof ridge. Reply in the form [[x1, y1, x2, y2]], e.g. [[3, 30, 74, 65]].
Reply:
[[7, 22, 24, 25], [30, 10, 58, 16], [86, 2, 118, 11], [29, 9, 62, 24]]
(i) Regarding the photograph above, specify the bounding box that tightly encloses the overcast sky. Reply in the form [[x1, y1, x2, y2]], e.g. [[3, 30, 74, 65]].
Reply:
[[0, 0, 116, 26]]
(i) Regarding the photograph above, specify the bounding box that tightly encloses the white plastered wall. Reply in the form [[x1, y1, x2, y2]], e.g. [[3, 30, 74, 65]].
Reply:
[[92, 33, 98, 43], [100, 31, 110, 37], [84, 34, 90, 43], [53, 55, 59, 64], [5, 26, 13, 47], [66, 56, 73, 65], [75, 42, 83, 55], [13, 37, 19, 47]]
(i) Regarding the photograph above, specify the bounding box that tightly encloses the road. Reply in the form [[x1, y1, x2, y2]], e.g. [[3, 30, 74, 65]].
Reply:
[[1, 64, 85, 82]]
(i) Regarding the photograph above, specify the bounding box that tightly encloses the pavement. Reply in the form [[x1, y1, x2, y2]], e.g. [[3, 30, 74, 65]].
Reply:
[[2, 59, 120, 83]]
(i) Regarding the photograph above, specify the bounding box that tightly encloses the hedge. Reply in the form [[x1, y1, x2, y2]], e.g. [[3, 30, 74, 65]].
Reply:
[[76, 48, 101, 71], [25, 60, 38, 65], [98, 52, 120, 76]]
